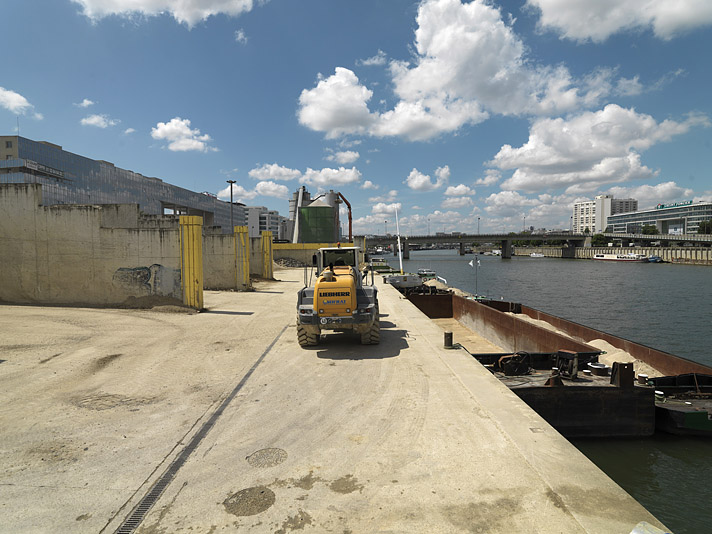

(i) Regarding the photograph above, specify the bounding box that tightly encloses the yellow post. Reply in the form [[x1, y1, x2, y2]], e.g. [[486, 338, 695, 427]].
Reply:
[[234, 225, 251, 290], [261, 231, 274, 279], [179, 216, 204, 309]]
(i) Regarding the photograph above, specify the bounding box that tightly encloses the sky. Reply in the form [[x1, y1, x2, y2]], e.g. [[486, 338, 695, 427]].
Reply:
[[2, 0, 712, 235]]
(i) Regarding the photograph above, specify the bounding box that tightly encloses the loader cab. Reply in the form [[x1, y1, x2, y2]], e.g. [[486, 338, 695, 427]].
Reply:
[[313, 247, 360, 273]]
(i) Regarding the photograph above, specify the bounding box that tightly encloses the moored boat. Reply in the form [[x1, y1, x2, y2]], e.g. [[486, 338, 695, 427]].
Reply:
[[593, 253, 649, 262], [417, 268, 437, 280], [368, 256, 395, 273], [530, 252, 545, 258]]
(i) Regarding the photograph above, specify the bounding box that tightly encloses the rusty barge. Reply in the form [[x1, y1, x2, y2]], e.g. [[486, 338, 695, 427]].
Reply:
[[405, 290, 712, 438]]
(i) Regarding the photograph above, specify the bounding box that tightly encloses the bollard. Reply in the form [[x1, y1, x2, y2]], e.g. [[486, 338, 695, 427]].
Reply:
[[444, 331, 453, 349]]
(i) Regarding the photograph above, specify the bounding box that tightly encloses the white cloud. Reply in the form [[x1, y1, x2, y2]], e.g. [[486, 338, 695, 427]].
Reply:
[[372, 202, 402, 215], [0, 86, 38, 116], [72, 0, 257, 27], [297, 0, 627, 142], [234, 29, 248, 44], [475, 169, 501, 186], [445, 184, 475, 196], [369, 190, 398, 203], [300, 166, 362, 187], [361, 180, 378, 190], [527, 0, 712, 42], [151, 117, 217, 152], [404, 166, 449, 191], [606, 182, 694, 209], [492, 104, 709, 194], [123, 127, 135, 134], [326, 150, 359, 164], [74, 98, 95, 108], [255, 181, 289, 198], [356, 50, 387, 67], [248, 163, 301, 181], [442, 196, 473, 209], [485, 190, 539, 216], [80, 113, 119, 128], [298, 68, 376, 139], [217, 182, 257, 202]]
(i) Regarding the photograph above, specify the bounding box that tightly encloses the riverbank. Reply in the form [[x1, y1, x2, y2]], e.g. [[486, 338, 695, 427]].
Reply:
[[513, 246, 712, 265], [0, 268, 667, 533]]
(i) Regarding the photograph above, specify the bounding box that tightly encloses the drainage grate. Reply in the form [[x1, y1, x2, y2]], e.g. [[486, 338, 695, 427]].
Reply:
[[113, 324, 288, 533]]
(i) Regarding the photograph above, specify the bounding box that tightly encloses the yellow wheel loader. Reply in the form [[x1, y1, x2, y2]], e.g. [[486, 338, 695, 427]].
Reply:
[[296, 246, 379, 347]]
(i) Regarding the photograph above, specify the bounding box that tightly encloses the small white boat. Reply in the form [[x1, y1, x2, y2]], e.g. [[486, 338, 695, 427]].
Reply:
[[593, 253, 648, 262], [417, 268, 437, 280], [530, 253, 545, 258]]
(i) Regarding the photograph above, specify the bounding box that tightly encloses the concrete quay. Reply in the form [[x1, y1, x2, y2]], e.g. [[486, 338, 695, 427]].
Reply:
[[0, 268, 667, 533]]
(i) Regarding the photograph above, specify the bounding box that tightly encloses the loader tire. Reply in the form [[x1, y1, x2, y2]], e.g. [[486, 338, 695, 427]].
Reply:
[[360, 320, 380, 345], [297, 326, 319, 347]]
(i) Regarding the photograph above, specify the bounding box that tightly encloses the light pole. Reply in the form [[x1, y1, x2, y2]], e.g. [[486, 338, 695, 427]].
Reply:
[[384, 220, 388, 235], [427, 218, 430, 236], [477, 216, 480, 235], [570, 216, 573, 233], [523, 215, 526, 232], [226, 180, 236, 231]]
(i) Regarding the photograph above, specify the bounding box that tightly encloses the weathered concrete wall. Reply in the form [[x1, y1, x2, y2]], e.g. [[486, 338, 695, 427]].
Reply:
[[577, 246, 712, 265], [0, 184, 182, 306], [514, 246, 712, 264], [202, 230, 251, 290]]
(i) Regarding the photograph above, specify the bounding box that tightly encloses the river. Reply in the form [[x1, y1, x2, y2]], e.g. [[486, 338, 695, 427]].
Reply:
[[386, 249, 712, 534]]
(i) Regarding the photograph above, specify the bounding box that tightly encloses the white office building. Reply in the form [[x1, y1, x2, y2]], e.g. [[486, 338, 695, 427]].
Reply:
[[572, 195, 638, 233], [246, 206, 288, 239]]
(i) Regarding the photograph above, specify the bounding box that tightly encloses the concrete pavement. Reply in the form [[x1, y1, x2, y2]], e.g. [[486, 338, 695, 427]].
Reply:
[[0, 268, 666, 533]]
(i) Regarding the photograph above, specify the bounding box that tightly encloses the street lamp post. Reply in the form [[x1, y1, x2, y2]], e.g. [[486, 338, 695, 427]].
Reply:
[[226, 180, 236, 231], [427, 218, 430, 236], [477, 216, 480, 235], [385, 220, 388, 235], [523, 215, 526, 232]]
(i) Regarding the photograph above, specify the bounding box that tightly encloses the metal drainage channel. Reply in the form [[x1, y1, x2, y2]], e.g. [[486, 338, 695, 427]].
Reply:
[[113, 325, 288, 534]]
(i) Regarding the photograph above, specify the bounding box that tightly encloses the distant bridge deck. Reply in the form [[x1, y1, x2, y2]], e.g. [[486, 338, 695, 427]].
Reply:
[[361, 232, 712, 258]]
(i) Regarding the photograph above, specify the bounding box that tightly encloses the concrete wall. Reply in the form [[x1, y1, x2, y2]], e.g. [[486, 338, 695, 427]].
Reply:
[[0, 184, 182, 306], [514, 246, 712, 264], [203, 230, 250, 290], [0, 184, 279, 305], [577, 246, 712, 265]]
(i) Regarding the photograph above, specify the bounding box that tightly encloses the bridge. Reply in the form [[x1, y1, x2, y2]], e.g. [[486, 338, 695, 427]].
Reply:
[[361, 232, 712, 259]]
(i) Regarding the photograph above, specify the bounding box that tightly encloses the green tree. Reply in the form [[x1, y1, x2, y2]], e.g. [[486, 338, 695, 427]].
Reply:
[[698, 219, 712, 234], [641, 224, 657, 234], [591, 234, 608, 246], [583, 227, 591, 234]]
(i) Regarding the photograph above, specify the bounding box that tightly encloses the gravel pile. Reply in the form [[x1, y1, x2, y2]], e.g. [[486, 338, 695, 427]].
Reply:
[[275, 257, 308, 268]]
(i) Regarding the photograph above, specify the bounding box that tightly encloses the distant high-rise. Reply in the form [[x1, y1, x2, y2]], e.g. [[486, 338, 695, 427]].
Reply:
[[572, 195, 638, 233], [0, 135, 247, 231]]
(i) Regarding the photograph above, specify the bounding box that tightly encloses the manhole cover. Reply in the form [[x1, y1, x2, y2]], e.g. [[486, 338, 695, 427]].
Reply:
[[223, 486, 275, 517], [246, 448, 288, 468]]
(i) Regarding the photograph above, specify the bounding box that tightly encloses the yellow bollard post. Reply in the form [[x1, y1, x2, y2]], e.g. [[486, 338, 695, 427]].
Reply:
[[234, 225, 251, 290], [261, 231, 273, 279], [179, 216, 204, 309]]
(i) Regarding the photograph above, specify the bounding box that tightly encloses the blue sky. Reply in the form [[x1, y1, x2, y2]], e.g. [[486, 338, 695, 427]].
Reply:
[[2, 0, 711, 234]]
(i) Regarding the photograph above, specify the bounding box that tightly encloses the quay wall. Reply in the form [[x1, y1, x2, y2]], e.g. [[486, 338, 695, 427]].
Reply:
[[0, 184, 268, 306], [0, 183, 183, 306], [513, 246, 712, 264]]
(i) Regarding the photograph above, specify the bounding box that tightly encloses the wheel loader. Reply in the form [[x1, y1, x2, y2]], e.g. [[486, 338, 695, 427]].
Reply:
[[296, 246, 379, 347]]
